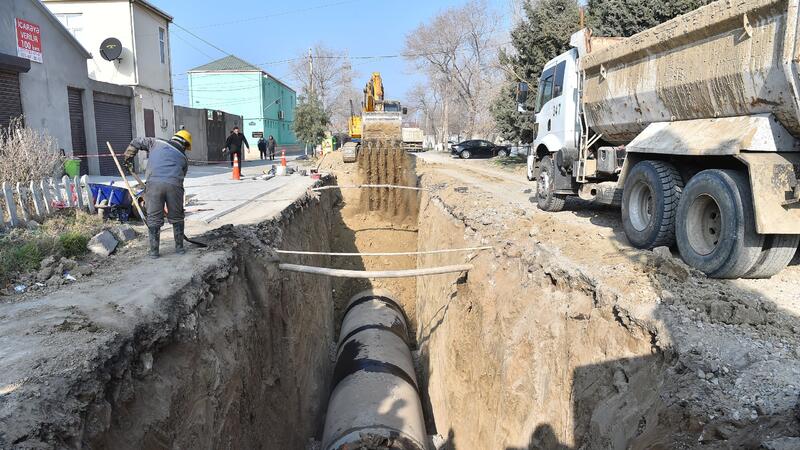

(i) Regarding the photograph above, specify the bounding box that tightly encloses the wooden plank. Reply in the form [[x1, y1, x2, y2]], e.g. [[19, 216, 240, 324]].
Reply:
[[62, 176, 74, 208], [81, 175, 95, 214], [30, 181, 45, 217], [73, 176, 84, 210], [49, 178, 64, 204], [3, 182, 19, 227], [40, 179, 53, 214], [15, 182, 29, 222]]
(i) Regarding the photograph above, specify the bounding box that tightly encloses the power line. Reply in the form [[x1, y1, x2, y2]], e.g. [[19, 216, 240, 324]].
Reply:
[[193, 0, 363, 29]]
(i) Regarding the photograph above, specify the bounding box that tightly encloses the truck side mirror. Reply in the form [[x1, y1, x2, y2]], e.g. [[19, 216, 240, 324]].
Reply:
[[402, 107, 408, 115], [516, 82, 529, 104]]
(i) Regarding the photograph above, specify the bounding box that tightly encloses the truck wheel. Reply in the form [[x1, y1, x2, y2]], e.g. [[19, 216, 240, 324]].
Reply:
[[744, 234, 800, 279], [621, 160, 683, 249], [676, 169, 764, 279], [537, 155, 566, 212], [460, 150, 472, 159]]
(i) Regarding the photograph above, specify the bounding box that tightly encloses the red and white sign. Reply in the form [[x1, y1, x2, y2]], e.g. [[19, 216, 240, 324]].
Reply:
[[16, 18, 43, 63]]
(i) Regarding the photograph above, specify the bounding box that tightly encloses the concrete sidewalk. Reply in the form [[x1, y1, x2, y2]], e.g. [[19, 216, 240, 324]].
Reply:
[[86, 157, 317, 233]]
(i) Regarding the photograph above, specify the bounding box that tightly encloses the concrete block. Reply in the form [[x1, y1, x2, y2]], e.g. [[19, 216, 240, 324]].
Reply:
[[112, 224, 137, 243], [87, 230, 118, 257]]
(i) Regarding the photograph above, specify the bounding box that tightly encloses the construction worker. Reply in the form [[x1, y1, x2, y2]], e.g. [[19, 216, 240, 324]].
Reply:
[[224, 126, 249, 168], [123, 130, 192, 259]]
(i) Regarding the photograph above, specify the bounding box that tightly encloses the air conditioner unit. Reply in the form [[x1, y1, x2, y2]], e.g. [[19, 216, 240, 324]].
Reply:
[[278, 111, 285, 120]]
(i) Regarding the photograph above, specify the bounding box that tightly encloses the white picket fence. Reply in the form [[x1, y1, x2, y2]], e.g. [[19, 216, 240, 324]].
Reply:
[[1, 175, 98, 228]]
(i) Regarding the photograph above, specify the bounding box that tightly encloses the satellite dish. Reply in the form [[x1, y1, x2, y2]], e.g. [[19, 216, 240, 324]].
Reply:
[[99, 38, 123, 61]]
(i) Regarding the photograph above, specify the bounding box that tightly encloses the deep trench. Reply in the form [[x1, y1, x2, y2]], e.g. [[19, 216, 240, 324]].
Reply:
[[90, 150, 696, 449]]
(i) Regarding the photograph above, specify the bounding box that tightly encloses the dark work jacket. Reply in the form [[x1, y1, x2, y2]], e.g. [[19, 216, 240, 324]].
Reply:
[[268, 137, 277, 151], [225, 133, 249, 153], [257, 138, 267, 151]]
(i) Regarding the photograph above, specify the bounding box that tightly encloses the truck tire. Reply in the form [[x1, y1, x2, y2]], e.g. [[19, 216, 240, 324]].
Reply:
[[621, 160, 683, 249], [537, 155, 566, 212], [676, 169, 764, 279], [744, 234, 800, 279]]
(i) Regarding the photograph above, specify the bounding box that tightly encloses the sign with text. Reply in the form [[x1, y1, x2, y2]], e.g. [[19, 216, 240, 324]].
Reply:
[[16, 18, 43, 63]]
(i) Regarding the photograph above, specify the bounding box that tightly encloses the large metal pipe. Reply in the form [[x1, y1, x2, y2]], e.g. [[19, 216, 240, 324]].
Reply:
[[322, 289, 427, 450]]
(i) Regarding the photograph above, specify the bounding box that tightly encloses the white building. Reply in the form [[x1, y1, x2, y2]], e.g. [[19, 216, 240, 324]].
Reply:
[[43, 0, 174, 142]]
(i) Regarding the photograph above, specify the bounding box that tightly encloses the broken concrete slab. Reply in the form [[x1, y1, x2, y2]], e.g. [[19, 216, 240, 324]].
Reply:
[[87, 230, 118, 257], [112, 224, 137, 243]]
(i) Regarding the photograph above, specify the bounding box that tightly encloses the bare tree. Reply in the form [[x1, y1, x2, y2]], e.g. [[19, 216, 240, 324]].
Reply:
[[290, 44, 359, 132], [405, 0, 502, 139]]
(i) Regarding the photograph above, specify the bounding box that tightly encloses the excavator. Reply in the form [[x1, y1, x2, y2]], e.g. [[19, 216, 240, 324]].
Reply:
[[343, 72, 405, 162]]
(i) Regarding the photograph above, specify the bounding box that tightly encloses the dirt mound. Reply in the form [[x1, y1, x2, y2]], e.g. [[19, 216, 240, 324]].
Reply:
[[357, 140, 418, 221]]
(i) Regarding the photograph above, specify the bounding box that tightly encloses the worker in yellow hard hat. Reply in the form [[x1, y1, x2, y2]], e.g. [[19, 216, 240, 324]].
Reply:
[[124, 129, 192, 258]]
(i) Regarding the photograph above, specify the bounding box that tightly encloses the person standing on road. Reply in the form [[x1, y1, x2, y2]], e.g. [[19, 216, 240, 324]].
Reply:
[[224, 126, 249, 168], [257, 136, 268, 160], [124, 130, 192, 259], [268, 135, 277, 160]]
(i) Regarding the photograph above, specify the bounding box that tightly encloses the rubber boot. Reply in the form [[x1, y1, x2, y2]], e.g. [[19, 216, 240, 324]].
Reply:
[[173, 222, 186, 255], [148, 226, 160, 259]]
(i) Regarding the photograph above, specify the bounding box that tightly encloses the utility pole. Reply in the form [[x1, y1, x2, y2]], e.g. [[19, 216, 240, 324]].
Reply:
[[308, 47, 314, 97]]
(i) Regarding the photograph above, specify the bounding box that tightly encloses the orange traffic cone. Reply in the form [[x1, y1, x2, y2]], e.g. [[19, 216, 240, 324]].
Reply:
[[232, 153, 241, 180], [281, 148, 287, 168]]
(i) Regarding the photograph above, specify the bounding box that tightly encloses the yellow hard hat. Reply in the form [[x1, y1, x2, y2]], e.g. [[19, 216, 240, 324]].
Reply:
[[172, 129, 192, 151]]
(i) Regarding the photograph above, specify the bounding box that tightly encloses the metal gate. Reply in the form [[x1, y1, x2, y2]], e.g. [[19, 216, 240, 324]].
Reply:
[[0, 70, 23, 130], [206, 110, 226, 163], [67, 88, 88, 175], [93, 93, 132, 175]]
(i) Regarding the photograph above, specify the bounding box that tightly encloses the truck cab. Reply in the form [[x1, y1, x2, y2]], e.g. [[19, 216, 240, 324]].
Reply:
[[526, 49, 582, 209]]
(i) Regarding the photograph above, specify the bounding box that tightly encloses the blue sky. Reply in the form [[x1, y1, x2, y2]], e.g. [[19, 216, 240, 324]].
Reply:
[[149, 0, 513, 106]]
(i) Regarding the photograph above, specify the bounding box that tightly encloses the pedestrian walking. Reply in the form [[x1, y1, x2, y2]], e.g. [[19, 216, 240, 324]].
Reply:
[[268, 135, 277, 160], [257, 136, 268, 160], [224, 126, 249, 168], [123, 130, 192, 259]]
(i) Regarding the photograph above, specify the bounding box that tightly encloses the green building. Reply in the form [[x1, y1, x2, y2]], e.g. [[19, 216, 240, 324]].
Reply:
[[188, 55, 297, 145]]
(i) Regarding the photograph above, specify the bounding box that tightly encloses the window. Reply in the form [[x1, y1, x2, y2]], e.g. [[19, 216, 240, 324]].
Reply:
[[55, 13, 83, 40], [536, 67, 554, 113], [553, 61, 566, 98], [159, 27, 166, 64]]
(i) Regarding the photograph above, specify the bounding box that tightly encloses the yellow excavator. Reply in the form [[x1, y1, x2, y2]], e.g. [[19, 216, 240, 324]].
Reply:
[[343, 72, 405, 162]]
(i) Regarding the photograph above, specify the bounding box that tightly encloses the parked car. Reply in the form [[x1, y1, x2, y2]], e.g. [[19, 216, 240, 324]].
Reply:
[[451, 140, 510, 159]]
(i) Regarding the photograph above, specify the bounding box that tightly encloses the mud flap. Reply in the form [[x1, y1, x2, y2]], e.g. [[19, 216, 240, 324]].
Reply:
[[736, 152, 800, 234]]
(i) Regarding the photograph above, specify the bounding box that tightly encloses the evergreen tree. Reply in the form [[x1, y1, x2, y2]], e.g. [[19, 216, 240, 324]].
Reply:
[[586, 0, 714, 37], [492, 0, 580, 143], [293, 93, 330, 147]]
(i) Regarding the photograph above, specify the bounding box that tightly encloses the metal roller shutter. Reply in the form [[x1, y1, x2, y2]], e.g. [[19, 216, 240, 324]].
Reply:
[[93, 95, 132, 176], [67, 88, 88, 175], [0, 70, 23, 130]]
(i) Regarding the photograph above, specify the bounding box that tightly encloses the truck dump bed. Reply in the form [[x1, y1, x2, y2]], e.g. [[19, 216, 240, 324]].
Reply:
[[582, 0, 800, 145]]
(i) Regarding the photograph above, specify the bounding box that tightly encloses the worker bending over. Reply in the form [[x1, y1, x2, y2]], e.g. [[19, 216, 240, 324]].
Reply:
[[124, 130, 192, 258]]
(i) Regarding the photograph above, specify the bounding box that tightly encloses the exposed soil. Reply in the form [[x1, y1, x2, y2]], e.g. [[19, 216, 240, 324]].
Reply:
[[2, 149, 798, 450]]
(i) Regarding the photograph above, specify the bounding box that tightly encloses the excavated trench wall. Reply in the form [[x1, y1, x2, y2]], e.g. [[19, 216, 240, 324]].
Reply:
[[413, 189, 663, 449], [90, 193, 338, 449]]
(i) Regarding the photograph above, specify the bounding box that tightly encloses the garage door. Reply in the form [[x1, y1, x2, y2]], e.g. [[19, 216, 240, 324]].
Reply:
[[0, 70, 23, 130], [67, 88, 88, 175], [93, 94, 132, 176]]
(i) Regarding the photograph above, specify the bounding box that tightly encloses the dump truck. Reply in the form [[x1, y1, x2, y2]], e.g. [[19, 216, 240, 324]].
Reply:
[[402, 127, 424, 152], [520, 0, 800, 278], [343, 73, 406, 163]]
